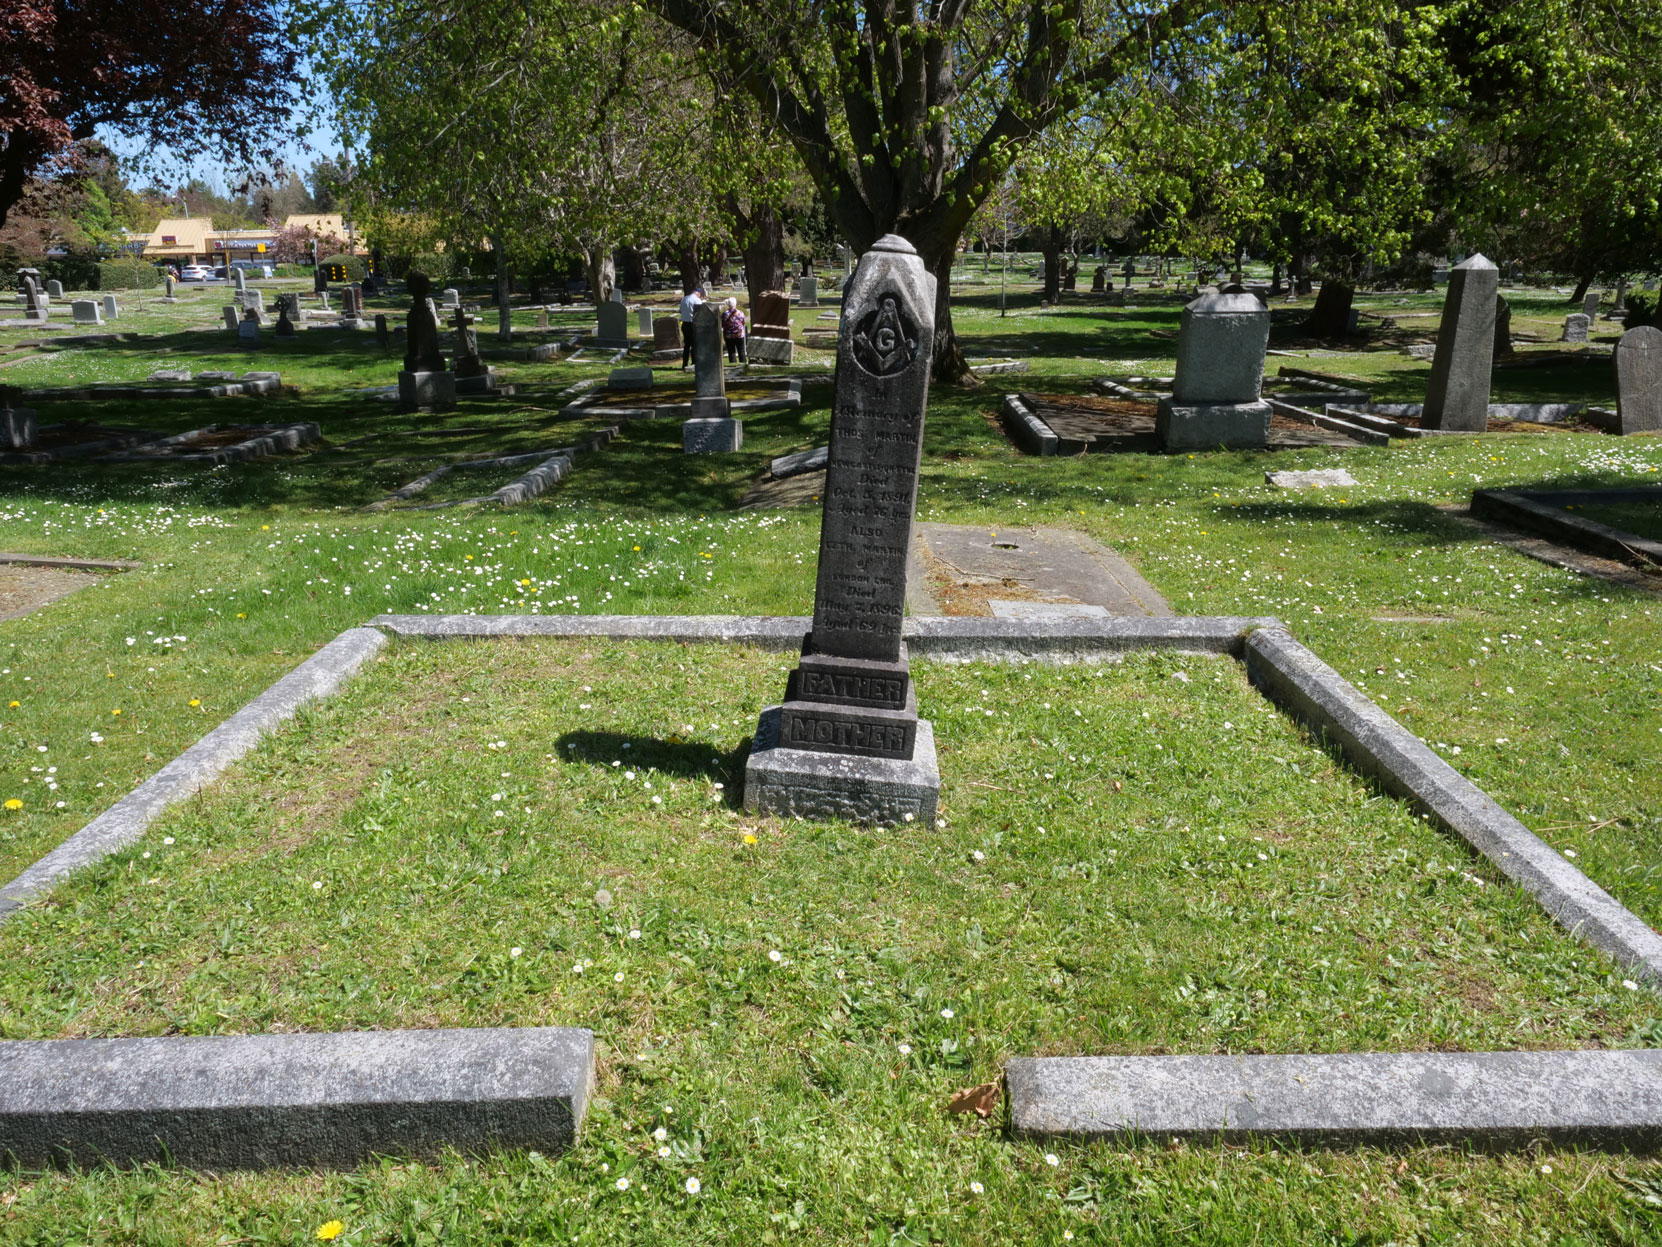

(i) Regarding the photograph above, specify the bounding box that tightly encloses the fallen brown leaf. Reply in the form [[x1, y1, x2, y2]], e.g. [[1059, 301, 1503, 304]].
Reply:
[[946, 1080, 1001, 1119]]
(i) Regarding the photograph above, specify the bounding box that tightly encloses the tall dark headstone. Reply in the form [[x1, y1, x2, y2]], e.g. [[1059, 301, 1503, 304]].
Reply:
[[1614, 325, 1662, 435], [452, 307, 485, 378], [399, 272, 455, 411], [743, 235, 939, 825], [1422, 253, 1498, 432]]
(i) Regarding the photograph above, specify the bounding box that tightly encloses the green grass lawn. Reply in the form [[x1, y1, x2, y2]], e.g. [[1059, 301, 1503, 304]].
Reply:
[[1, 639, 1658, 1243], [0, 277, 1659, 1243]]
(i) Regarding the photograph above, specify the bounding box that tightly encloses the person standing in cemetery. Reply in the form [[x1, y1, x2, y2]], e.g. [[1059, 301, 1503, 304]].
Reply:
[[679, 284, 706, 369], [721, 296, 747, 363]]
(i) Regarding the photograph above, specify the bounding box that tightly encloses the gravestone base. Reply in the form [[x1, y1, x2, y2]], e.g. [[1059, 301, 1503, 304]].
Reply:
[[398, 370, 458, 412], [454, 369, 499, 395], [744, 707, 938, 826], [747, 336, 794, 365], [683, 417, 743, 453], [1156, 398, 1272, 450], [689, 395, 731, 419], [339, 317, 367, 330]]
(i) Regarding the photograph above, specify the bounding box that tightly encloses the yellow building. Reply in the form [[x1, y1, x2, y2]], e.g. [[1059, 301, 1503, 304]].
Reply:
[[136, 214, 365, 264]]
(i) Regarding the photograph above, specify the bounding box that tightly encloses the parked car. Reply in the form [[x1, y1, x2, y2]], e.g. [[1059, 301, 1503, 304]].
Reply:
[[179, 264, 214, 282], [230, 260, 274, 278]]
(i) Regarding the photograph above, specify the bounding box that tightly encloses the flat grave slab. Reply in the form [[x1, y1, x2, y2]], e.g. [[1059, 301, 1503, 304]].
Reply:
[[0, 564, 97, 621], [0, 422, 160, 465], [103, 422, 321, 465], [1470, 486, 1662, 569], [913, 522, 1171, 617]]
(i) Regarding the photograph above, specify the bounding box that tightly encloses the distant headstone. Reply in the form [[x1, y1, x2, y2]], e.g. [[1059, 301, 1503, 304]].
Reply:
[[399, 273, 454, 410], [1155, 289, 1272, 449], [595, 300, 629, 347], [403, 272, 447, 372], [45, 279, 63, 298], [442, 287, 461, 309], [374, 313, 389, 350], [234, 268, 247, 293], [161, 274, 177, 302], [652, 316, 681, 361], [452, 308, 486, 378], [746, 335, 793, 364], [1613, 325, 1662, 434], [222, 306, 239, 331], [536, 309, 549, 330], [274, 294, 298, 337], [637, 307, 653, 336], [340, 283, 366, 328], [20, 274, 44, 317], [1584, 290, 1601, 320], [609, 366, 653, 389], [101, 295, 118, 321], [237, 311, 260, 344], [70, 299, 102, 325], [1562, 314, 1591, 343], [1421, 253, 1498, 432], [1493, 295, 1513, 358], [744, 235, 938, 824], [798, 274, 819, 307], [751, 290, 791, 340], [609, 286, 624, 305], [689, 303, 729, 418], [1092, 267, 1106, 293]]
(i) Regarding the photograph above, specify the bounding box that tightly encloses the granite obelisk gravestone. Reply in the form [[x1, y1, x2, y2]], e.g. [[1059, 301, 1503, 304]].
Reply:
[[683, 302, 742, 452], [398, 272, 456, 411], [1422, 254, 1498, 432], [744, 234, 939, 825], [1614, 325, 1662, 435]]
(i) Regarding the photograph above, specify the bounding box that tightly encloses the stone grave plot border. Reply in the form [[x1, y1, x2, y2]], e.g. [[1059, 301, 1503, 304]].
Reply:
[[0, 1026, 595, 1170], [20, 372, 283, 402], [0, 425, 162, 465], [100, 422, 322, 466], [558, 376, 803, 421], [2, 613, 1658, 1158], [1470, 486, 1662, 570], [1008, 391, 1372, 455], [363, 425, 620, 512]]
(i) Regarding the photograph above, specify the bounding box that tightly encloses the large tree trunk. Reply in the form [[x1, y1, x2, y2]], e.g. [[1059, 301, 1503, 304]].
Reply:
[[708, 244, 729, 286], [1040, 240, 1062, 304], [1569, 273, 1593, 304], [488, 233, 512, 340], [738, 202, 786, 311], [924, 247, 969, 384], [677, 241, 701, 293], [1305, 281, 1354, 338], [583, 242, 615, 306], [619, 245, 646, 292]]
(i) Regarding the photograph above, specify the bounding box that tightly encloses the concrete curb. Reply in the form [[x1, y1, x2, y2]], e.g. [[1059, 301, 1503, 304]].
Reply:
[[1244, 626, 1662, 986], [366, 613, 1271, 659], [1472, 488, 1662, 567], [0, 1026, 593, 1168], [0, 552, 140, 572], [0, 627, 387, 920], [1006, 1050, 1662, 1148], [1001, 393, 1058, 456]]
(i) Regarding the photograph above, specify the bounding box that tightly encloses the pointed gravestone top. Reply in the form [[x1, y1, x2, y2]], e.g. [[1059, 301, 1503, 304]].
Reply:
[[1422, 254, 1499, 431]]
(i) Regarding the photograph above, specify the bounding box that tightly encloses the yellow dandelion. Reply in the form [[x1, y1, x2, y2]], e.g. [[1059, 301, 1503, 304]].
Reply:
[[237, 612, 246, 619], [7, 700, 17, 708], [520, 578, 531, 586], [261, 524, 270, 531], [632, 545, 641, 552], [112, 708, 122, 716], [315, 1221, 345, 1241], [743, 833, 758, 845], [4, 798, 21, 811], [189, 698, 201, 707], [465, 554, 474, 561]]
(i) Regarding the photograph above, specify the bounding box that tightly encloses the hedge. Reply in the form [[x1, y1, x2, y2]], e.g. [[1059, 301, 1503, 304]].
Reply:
[[96, 260, 162, 291], [319, 252, 366, 282]]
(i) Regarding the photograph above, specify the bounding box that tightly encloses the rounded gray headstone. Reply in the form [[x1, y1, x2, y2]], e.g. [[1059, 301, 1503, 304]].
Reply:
[[1615, 325, 1662, 433]]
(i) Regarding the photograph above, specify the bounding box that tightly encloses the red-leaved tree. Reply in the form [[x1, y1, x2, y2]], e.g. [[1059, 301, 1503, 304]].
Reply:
[[0, 0, 300, 228]]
